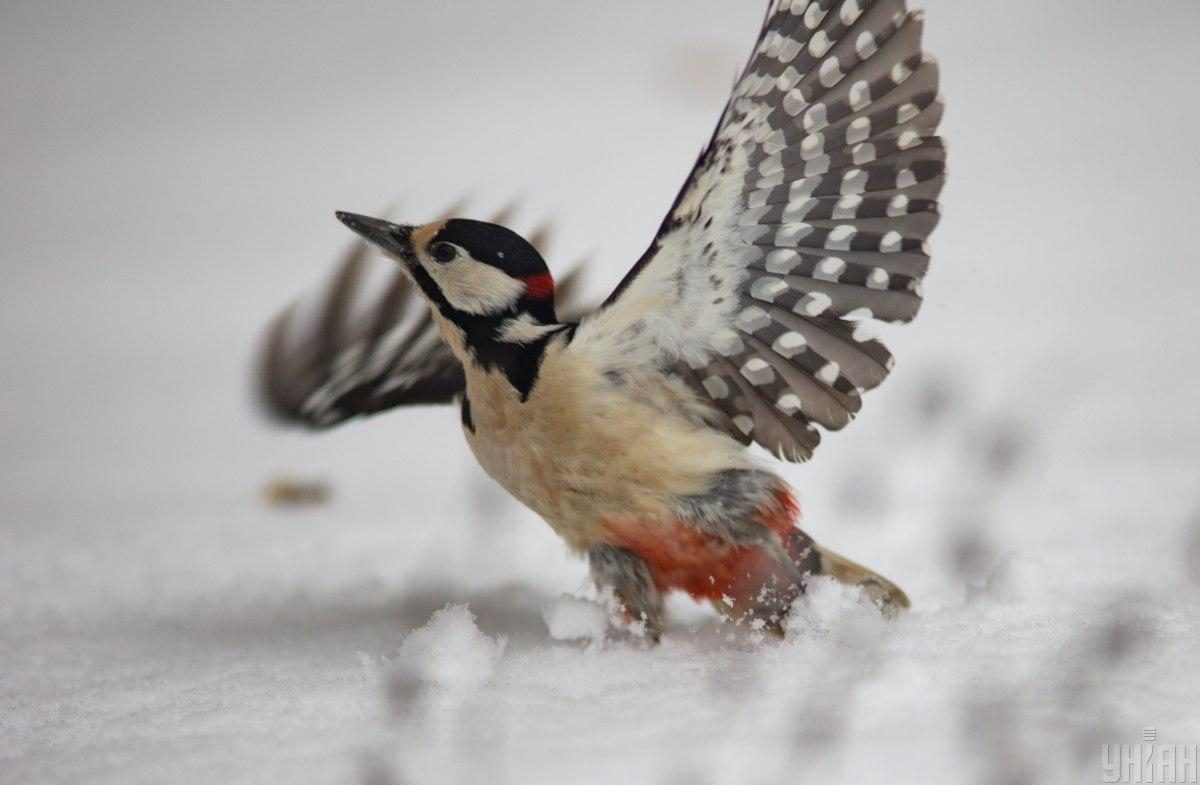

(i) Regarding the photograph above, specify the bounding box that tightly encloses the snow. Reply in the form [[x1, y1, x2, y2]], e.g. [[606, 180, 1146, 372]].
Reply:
[[783, 576, 882, 638], [3, 1, 1200, 784], [385, 604, 507, 693], [541, 595, 611, 645]]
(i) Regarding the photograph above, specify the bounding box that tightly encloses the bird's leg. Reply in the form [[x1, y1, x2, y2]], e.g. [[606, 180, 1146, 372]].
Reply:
[[587, 543, 665, 642]]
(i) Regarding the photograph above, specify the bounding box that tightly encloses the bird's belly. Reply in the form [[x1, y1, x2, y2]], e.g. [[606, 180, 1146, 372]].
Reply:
[[458, 352, 749, 551], [463, 418, 612, 549]]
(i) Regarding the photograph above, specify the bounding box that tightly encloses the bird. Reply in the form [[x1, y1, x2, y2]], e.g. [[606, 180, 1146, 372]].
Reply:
[[258, 0, 944, 639]]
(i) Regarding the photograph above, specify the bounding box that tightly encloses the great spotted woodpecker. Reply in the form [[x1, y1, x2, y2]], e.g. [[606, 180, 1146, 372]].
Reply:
[[259, 0, 944, 638]]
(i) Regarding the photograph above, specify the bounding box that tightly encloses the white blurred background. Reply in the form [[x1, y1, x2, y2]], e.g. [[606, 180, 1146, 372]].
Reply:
[[3, 2, 1200, 784]]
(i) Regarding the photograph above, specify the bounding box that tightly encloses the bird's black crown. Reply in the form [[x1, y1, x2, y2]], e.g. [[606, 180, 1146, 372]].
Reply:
[[433, 219, 548, 278]]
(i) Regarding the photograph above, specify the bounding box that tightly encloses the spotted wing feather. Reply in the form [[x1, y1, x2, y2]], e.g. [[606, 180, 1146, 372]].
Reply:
[[575, 0, 944, 461]]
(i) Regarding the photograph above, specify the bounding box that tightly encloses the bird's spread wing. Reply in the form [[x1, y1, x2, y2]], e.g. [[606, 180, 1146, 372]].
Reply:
[[256, 209, 585, 429], [573, 0, 944, 461]]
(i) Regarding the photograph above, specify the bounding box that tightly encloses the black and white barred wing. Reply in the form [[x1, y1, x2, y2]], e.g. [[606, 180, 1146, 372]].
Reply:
[[574, 0, 944, 462], [257, 213, 584, 429], [256, 237, 462, 429]]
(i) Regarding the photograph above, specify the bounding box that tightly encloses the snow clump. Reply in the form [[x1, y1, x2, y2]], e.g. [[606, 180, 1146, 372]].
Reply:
[[393, 604, 507, 691]]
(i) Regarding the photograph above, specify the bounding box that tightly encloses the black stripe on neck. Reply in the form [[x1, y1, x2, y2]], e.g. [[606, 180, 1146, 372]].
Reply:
[[409, 265, 563, 401]]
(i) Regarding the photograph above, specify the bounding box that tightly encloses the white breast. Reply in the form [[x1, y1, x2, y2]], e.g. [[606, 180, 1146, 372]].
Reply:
[[460, 335, 753, 551]]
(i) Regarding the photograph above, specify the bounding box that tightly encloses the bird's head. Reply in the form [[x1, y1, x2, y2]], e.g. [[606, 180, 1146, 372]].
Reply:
[[336, 212, 556, 326]]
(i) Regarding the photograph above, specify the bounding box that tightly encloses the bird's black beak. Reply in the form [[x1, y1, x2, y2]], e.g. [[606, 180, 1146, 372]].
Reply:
[[335, 211, 415, 262]]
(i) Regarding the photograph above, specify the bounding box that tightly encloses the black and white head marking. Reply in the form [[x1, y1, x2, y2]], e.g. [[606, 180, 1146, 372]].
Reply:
[[336, 213, 566, 400]]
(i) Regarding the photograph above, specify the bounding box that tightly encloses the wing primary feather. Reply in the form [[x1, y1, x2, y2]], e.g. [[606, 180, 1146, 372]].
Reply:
[[575, 0, 945, 462]]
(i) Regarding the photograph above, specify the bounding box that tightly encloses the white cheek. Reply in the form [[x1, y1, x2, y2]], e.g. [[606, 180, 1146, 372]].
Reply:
[[424, 257, 525, 315]]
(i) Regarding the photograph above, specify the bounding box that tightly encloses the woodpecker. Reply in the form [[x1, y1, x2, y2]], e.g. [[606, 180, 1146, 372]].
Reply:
[[259, 0, 944, 638]]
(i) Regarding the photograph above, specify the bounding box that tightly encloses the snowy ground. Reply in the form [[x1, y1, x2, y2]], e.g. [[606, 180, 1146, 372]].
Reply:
[[4, 1, 1200, 783]]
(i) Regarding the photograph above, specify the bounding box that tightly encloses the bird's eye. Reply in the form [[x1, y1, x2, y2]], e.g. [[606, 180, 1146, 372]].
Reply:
[[430, 243, 457, 263]]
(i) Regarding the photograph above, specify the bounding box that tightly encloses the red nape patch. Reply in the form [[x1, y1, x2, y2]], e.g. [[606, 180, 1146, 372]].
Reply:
[[601, 487, 801, 604], [520, 272, 555, 300]]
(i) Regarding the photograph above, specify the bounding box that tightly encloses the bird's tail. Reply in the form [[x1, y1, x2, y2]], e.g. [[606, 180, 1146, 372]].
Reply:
[[804, 539, 911, 615]]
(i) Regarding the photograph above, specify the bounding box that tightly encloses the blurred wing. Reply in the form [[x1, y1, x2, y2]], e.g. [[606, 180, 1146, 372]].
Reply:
[[255, 241, 463, 429], [256, 209, 587, 429], [575, 0, 944, 461]]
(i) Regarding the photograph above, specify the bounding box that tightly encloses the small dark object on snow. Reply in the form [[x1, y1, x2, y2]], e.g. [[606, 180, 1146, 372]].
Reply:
[[262, 477, 332, 507]]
